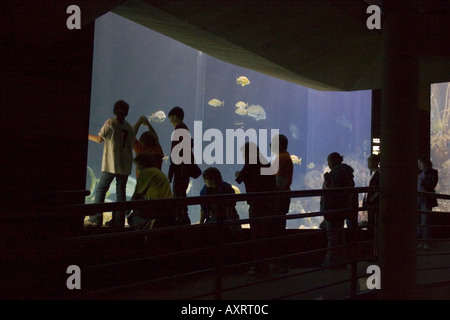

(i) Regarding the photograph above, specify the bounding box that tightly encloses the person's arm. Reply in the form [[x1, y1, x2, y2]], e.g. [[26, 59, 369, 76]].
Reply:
[[133, 116, 148, 135], [235, 164, 248, 184], [88, 134, 104, 143], [134, 115, 161, 144]]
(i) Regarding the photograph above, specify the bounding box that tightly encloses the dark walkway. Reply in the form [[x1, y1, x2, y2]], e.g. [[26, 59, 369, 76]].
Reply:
[[82, 240, 450, 300]]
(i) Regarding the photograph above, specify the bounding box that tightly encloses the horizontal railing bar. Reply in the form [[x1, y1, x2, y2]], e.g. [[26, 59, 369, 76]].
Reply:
[[418, 210, 450, 216], [0, 189, 91, 197], [61, 207, 360, 243], [417, 251, 450, 257], [2, 186, 374, 220], [59, 186, 376, 214], [417, 224, 450, 229], [417, 265, 450, 272], [418, 191, 450, 200]]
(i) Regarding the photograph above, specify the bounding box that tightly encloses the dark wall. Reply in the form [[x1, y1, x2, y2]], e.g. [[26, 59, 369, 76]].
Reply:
[[1, 25, 94, 212], [0, 21, 95, 299], [371, 89, 431, 159]]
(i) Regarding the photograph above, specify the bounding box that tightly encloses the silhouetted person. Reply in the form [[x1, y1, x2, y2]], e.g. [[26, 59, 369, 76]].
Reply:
[[320, 152, 355, 268], [86, 100, 136, 228], [271, 134, 293, 273], [200, 167, 239, 224], [363, 154, 380, 260], [127, 152, 174, 230], [168, 106, 196, 225], [417, 157, 438, 250], [235, 142, 277, 276]]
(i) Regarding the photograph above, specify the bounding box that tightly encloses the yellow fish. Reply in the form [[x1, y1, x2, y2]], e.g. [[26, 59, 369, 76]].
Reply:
[[235, 101, 248, 109], [290, 155, 302, 165], [208, 99, 224, 107], [236, 76, 250, 86], [235, 108, 248, 116]]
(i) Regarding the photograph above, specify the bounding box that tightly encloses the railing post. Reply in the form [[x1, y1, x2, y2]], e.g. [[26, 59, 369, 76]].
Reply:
[[214, 215, 225, 300]]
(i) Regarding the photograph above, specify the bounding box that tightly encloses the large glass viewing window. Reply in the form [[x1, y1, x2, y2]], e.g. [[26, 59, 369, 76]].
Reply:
[[87, 12, 372, 228]]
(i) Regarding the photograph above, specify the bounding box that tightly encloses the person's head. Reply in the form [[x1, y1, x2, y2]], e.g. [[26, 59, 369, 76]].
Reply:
[[133, 152, 157, 172], [327, 152, 344, 170], [113, 100, 129, 122], [139, 131, 158, 148], [168, 106, 184, 128], [367, 154, 380, 171], [202, 167, 223, 188], [418, 156, 433, 170], [271, 134, 288, 155]]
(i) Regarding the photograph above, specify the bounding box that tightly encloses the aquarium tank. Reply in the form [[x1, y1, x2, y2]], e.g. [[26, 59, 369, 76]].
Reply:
[[86, 12, 372, 228]]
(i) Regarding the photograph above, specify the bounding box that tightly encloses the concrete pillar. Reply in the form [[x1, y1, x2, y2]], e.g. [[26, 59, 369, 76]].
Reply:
[[379, 9, 419, 299]]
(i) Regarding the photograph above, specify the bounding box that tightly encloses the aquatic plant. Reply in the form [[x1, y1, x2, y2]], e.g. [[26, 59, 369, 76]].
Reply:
[[85, 166, 98, 204], [431, 82, 450, 211], [431, 83, 450, 165]]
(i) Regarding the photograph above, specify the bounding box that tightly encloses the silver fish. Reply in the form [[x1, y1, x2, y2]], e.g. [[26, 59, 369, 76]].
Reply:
[[148, 110, 166, 123], [289, 122, 300, 140], [334, 114, 352, 131], [246, 104, 266, 121]]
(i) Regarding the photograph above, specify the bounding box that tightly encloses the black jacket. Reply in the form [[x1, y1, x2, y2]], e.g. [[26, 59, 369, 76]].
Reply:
[[320, 163, 355, 221], [418, 167, 439, 208]]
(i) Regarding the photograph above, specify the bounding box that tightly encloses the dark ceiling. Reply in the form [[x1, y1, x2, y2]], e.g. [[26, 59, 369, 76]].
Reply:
[[3, 0, 450, 91]]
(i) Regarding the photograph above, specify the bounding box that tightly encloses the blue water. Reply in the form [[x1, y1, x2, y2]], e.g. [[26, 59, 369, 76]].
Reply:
[[87, 12, 372, 227]]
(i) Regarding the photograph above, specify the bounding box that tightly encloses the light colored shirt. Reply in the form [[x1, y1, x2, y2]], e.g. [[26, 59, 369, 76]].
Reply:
[[99, 118, 136, 175]]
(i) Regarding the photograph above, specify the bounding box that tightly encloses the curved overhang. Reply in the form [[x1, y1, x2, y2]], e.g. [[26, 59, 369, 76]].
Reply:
[[3, 0, 450, 91]]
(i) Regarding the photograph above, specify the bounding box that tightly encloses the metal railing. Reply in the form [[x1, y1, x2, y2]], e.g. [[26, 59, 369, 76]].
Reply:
[[31, 187, 449, 299], [56, 186, 378, 300]]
